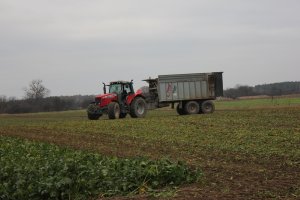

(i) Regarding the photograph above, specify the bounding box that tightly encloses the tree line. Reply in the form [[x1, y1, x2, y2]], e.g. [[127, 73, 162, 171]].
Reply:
[[0, 95, 94, 114], [224, 81, 300, 99], [0, 80, 94, 114]]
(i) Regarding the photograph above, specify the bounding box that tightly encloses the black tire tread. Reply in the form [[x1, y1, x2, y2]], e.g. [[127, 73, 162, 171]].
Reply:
[[201, 100, 215, 114], [130, 97, 147, 118], [184, 101, 200, 114], [108, 102, 120, 119]]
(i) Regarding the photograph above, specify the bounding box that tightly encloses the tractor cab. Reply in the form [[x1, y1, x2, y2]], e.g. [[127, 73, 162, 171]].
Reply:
[[103, 81, 134, 104], [104, 81, 134, 95]]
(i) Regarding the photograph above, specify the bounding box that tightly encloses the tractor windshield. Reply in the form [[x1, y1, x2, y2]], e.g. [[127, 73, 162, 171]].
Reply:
[[109, 84, 122, 94]]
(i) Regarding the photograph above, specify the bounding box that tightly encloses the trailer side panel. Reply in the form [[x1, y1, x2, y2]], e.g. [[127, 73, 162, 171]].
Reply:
[[158, 72, 223, 102]]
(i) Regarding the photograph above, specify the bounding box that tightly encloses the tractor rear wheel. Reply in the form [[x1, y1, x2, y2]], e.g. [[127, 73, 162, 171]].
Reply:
[[184, 101, 200, 114], [130, 97, 147, 118], [108, 102, 120, 119], [201, 100, 215, 114]]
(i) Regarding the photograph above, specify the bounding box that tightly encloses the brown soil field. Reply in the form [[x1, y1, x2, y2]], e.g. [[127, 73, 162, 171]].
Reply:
[[1, 106, 299, 199]]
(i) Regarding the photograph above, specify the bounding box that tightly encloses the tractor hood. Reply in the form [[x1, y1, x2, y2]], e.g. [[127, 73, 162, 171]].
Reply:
[[95, 93, 118, 107], [95, 93, 117, 100]]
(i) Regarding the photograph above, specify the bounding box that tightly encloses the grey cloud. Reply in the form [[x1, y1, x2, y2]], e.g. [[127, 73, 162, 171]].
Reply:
[[1, 0, 300, 97]]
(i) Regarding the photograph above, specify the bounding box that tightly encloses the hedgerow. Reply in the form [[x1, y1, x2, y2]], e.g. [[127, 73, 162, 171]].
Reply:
[[0, 136, 201, 199]]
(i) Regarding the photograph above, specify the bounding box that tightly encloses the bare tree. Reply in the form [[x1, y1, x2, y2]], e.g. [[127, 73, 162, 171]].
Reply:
[[0, 95, 7, 103], [24, 79, 50, 99]]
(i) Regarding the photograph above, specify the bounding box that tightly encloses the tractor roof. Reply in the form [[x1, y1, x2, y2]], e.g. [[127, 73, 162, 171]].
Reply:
[[109, 81, 131, 85]]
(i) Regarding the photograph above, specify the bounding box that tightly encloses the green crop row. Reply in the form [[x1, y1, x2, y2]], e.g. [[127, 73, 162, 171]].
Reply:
[[215, 97, 300, 109], [0, 136, 201, 200]]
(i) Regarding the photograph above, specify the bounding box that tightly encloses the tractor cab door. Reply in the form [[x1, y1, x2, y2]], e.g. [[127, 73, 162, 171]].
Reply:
[[121, 83, 131, 104], [123, 84, 132, 95], [123, 83, 135, 105]]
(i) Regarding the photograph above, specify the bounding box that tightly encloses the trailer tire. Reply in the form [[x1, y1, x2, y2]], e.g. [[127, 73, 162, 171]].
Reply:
[[176, 104, 187, 115], [130, 97, 147, 118], [201, 100, 215, 114], [184, 101, 200, 114], [108, 102, 120, 119]]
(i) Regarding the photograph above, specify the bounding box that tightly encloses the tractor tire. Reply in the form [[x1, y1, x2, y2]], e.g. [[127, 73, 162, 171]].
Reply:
[[184, 101, 200, 115], [201, 100, 215, 114], [119, 112, 127, 119], [176, 104, 187, 115], [108, 102, 120, 119], [87, 103, 102, 120], [130, 97, 147, 118]]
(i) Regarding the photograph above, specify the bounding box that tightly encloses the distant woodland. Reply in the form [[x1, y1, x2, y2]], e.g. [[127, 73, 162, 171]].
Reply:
[[1, 81, 300, 114], [223, 82, 300, 99], [0, 95, 94, 114], [1, 79, 94, 114]]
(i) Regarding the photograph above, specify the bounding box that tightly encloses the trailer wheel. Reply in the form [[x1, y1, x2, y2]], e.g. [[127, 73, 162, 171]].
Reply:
[[130, 97, 147, 118], [176, 104, 187, 115], [184, 101, 200, 114], [201, 100, 215, 114], [119, 112, 127, 119], [108, 102, 120, 119]]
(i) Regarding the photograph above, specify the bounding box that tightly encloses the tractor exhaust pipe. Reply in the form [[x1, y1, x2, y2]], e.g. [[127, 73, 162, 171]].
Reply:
[[102, 82, 107, 94]]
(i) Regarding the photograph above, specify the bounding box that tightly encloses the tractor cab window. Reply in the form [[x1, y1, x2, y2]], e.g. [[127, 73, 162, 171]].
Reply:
[[109, 84, 122, 94]]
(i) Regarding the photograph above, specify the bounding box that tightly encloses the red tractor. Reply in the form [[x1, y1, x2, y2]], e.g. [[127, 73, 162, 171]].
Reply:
[[87, 81, 147, 120]]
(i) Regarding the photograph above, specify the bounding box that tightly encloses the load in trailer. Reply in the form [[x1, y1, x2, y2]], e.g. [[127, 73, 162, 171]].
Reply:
[[87, 72, 223, 119]]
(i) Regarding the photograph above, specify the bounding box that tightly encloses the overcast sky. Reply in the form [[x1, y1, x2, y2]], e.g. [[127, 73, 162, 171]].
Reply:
[[1, 0, 299, 98]]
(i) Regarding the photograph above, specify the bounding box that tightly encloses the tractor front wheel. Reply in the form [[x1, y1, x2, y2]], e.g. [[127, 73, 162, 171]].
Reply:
[[108, 102, 120, 119], [130, 97, 147, 118], [87, 103, 102, 120]]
